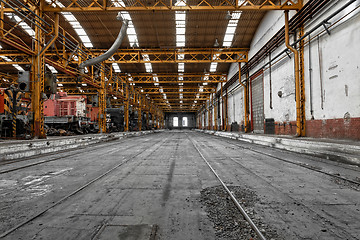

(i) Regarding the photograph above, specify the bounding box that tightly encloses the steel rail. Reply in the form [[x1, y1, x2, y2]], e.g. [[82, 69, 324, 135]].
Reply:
[[187, 133, 267, 240], [0, 132, 171, 238], [0, 133, 150, 174], [209, 134, 360, 186]]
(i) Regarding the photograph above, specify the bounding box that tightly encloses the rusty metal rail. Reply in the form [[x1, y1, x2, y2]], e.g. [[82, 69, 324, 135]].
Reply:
[[186, 132, 267, 240], [0, 133, 171, 238]]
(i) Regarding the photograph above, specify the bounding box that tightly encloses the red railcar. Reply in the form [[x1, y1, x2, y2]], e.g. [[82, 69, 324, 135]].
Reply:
[[44, 92, 98, 134]]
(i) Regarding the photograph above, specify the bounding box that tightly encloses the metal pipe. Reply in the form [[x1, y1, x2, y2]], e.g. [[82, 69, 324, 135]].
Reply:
[[293, 0, 357, 46], [317, 36, 324, 110], [79, 18, 128, 74], [269, 52, 273, 109], [12, 0, 51, 27], [1, 0, 49, 33], [308, 34, 314, 119], [285, 10, 302, 137], [224, 0, 356, 94]]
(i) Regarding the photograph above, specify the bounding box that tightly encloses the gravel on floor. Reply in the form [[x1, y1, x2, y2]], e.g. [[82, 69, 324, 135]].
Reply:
[[200, 185, 284, 240]]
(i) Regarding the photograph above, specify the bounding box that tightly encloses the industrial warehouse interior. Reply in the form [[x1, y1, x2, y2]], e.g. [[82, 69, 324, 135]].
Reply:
[[0, 0, 359, 239]]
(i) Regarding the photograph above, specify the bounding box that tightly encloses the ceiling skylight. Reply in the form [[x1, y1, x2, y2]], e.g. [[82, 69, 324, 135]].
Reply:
[[0, 43, 24, 71], [208, 11, 241, 73], [0, 54, 24, 71], [45, 0, 93, 48], [118, 11, 139, 47], [46, 64, 58, 74], [5, 13, 35, 37], [178, 63, 185, 72], [175, 0, 186, 78], [209, 62, 218, 72], [112, 63, 121, 72], [118, 8, 158, 85], [223, 11, 242, 47]]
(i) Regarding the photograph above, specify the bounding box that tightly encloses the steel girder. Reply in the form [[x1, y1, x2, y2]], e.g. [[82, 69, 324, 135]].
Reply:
[[123, 73, 227, 84], [104, 48, 248, 63], [4, 48, 247, 64], [141, 86, 215, 94], [22, 0, 303, 12], [0, 52, 32, 65]]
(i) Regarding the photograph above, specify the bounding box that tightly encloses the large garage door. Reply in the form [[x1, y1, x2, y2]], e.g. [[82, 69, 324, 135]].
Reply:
[[251, 73, 264, 133]]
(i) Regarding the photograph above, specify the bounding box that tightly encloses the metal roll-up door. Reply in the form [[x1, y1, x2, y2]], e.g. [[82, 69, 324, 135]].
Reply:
[[251, 73, 264, 133]]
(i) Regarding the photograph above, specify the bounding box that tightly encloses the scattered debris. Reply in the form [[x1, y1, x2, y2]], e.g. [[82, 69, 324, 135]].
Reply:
[[331, 178, 360, 191], [200, 185, 284, 240]]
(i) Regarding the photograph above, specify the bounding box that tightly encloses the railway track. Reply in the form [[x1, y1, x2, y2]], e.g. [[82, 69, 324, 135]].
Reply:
[[207, 133, 360, 186], [0, 134, 155, 174], [190, 132, 359, 239], [186, 133, 267, 240], [0, 133, 173, 239]]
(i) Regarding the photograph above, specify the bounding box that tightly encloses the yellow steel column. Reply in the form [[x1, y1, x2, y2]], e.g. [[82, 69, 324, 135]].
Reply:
[[225, 88, 228, 131], [156, 114, 159, 129], [298, 25, 306, 136], [98, 65, 106, 133], [214, 95, 217, 131], [137, 97, 142, 131], [124, 86, 129, 132], [239, 65, 250, 133], [221, 83, 224, 130], [152, 112, 155, 129], [285, 11, 305, 136], [32, 2, 46, 138], [208, 95, 211, 130]]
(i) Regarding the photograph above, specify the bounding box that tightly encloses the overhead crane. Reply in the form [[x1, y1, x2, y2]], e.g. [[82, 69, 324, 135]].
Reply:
[[0, 0, 307, 137]]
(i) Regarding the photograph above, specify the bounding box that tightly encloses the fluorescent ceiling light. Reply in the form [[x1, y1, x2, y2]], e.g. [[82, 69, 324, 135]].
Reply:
[[112, 63, 121, 72]]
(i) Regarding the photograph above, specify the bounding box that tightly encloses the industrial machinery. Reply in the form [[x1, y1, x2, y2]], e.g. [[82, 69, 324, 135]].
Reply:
[[106, 107, 124, 132], [44, 92, 97, 134], [0, 87, 31, 138]]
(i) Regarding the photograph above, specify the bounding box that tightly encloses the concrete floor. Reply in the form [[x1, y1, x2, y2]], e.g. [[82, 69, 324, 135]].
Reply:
[[0, 131, 359, 239]]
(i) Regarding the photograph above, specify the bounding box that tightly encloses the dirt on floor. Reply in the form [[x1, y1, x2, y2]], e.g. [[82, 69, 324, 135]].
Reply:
[[200, 185, 284, 240]]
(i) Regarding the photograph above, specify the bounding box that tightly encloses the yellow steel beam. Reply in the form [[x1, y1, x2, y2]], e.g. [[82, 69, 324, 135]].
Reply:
[[60, 88, 99, 95], [105, 48, 248, 63], [151, 97, 209, 101], [31, 0, 302, 12], [162, 109, 198, 112], [142, 87, 215, 94], [123, 73, 227, 83], [3, 47, 245, 65], [0, 52, 32, 65], [0, 11, 164, 124]]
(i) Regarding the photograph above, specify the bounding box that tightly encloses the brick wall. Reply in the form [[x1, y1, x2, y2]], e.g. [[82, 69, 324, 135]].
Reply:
[[306, 118, 360, 140], [271, 118, 360, 140], [274, 121, 297, 136]]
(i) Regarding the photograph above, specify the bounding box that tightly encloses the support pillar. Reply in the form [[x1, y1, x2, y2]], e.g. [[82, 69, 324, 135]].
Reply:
[[98, 64, 106, 133], [214, 96, 218, 131], [285, 11, 306, 136], [221, 83, 224, 130], [152, 112, 155, 129], [124, 86, 129, 132], [239, 65, 250, 133], [224, 88, 228, 131], [31, 4, 46, 138], [137, 106, 142, 131]]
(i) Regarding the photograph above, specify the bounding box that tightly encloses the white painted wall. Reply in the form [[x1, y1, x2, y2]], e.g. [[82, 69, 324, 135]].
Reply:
[[208, 2, 360, 132], [303, 5, 360, 120]]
